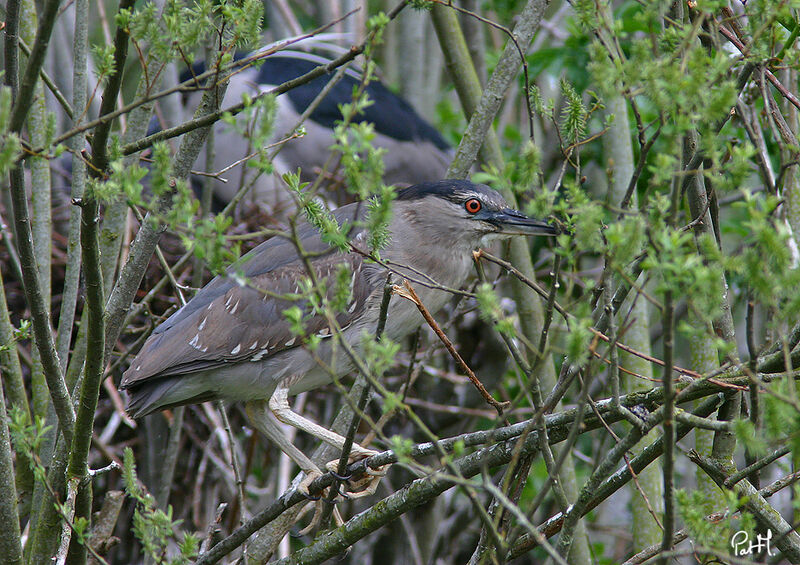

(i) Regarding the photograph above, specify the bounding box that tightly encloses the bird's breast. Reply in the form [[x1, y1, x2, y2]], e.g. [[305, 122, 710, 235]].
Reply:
[[361, 245, 475, 343]]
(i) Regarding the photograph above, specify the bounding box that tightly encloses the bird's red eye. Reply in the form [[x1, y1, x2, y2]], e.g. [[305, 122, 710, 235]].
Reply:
[[465, 198, 482, 214]]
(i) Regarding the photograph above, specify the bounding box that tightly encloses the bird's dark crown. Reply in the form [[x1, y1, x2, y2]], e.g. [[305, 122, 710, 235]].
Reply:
[[396, 180, 507, 209]]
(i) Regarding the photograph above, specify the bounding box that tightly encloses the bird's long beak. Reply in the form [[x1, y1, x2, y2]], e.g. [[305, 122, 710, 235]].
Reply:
[[486, 208, 559, 236]]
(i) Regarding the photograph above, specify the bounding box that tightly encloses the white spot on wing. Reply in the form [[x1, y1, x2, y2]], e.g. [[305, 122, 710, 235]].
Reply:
[[231, 344, 241, 355], [189, 333, 200, 348], [230, 300, 239, 314], [285, 337, 296, 347], [249, 341, 258, 350], [198, 317, 207, 331]]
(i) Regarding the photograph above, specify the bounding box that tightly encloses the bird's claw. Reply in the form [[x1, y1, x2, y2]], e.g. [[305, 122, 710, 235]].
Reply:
[[295, 468, 346, 537], [297, 468, 324, 499], [343, 467, 389, 497], [323, 445, 379, 474], [328, 469, 353, 481], [364, 464, 388, 478], [324, 448, 390, 499], [298, 490, 321, 502], [296, 467, 350, 503]]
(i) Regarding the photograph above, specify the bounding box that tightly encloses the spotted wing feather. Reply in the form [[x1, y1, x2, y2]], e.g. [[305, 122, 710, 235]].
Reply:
[[120, 204, 374, 390]]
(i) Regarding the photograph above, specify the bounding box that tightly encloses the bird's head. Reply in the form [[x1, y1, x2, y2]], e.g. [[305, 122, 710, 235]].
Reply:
[[394, 180, 557, 247]]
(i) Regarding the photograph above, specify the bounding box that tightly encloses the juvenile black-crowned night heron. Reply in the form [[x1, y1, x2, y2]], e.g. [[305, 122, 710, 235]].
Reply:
[[120, 180, 555, 490]]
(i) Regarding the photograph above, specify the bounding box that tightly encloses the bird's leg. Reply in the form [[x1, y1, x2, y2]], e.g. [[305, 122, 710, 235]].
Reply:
[[244, 400, 323, 493], [268, 385, 377, 459], [268, 384, 389, 498], [246, 400, 349, 536]]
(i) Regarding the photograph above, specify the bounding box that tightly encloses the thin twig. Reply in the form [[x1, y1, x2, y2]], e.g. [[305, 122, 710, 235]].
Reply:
[[217, 403, 246, 527], [688, 449, 800, 561], [477, 249, 711, 382], [508, 393, 727, 559], [761, 470, 800, 498], [716, 23, 800, 111], [393, 280, 510, 415], [724, 444, 792, 488]]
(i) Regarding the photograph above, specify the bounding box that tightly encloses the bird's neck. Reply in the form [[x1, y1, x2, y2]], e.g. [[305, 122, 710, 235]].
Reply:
[[385, 226, 476, 292]]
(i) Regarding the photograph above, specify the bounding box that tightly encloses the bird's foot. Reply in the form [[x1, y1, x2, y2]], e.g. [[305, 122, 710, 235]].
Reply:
[[297, 502, 344, 537], [325, 446, 389, 499], [296, 468, 324, 499], [297, 467, 351, 501], [296, 448, 389, 535], [295, 467, 347, 536]]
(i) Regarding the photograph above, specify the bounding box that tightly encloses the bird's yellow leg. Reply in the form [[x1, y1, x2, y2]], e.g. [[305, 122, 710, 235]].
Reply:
[[269, 383, 389, 498], [268, 384, 376, 459], [245, 399, 322, 488]]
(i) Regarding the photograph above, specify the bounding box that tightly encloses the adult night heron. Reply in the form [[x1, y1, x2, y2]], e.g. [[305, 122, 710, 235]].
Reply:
[[47, 50, 451, 229], [183, 50, 452, 214], [120, 180, 555, 490]]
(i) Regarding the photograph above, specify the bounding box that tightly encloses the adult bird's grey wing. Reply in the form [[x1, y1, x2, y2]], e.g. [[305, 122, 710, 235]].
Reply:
[[120, 202, 377, 414]]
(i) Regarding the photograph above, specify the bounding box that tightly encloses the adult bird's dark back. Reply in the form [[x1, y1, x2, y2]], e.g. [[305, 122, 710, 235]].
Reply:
[[182, 50, 453, 215]]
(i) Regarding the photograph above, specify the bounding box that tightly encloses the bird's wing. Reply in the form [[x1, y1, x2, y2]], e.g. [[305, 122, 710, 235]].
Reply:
[[120, 203, 376, 388]]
